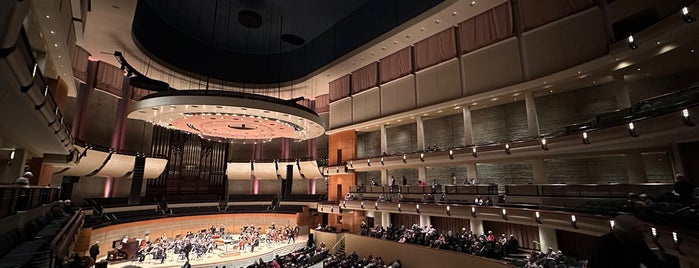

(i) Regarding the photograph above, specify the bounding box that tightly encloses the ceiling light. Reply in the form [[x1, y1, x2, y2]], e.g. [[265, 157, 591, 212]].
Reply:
[[470, 1, 477, 6], [504, 143, 511, 155], [491, 98, 498, 101], [437, 110, 443, 113], [628, 122, 638, 137], [582, 132, 590, 144], [453, 106, 461, 109], [49, 30, 55, 34], [628, 35, 638, 49], [682, 7, 695, 23], [45, 15, 51, 19], [435, 19, 441, 24]]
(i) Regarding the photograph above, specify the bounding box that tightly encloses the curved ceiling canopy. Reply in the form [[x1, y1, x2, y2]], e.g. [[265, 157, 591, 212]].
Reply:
[[127, 90, 325, 141], [132, 0, 445, 85]]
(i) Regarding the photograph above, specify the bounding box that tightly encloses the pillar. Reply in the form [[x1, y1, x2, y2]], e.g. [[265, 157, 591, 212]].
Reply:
[[381, 211, 391, 228], [462, 107, 474, 145], [380, 169, 388, 186], [380, 124, 388, 154], [419, 214, 431, 228], [626, 151, 648, 183], [418, 167, 426, 183], [104, 75, 132, 197], [251, 141, 265, 194], [466, 163, 477, 184], [533, 159, 547, 184], [307, 179, 316, 194], [670, 142, 685, 176], [470, 219, 484, 235], [525, 92, 540, 137], [71, 60, 98, 139], [416, 116, 425, 151], [613, 74, 631, 109], [281, 138, 291, 160], [538, 226, 559, 252]]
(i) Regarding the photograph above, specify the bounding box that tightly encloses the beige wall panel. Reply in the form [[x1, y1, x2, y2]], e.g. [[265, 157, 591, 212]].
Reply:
[[380, 75, 416, 116], [416, 59, 461, 107], [462, 38, 523, 96], [351, 87, 381, 123], [329, 98, 353, 129]]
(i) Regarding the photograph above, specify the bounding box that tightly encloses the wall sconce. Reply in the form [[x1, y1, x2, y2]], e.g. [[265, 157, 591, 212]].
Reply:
[[446, 205, 451, 216], [416, 204, 420, 213], [682, 109, 694, 126], [349, 161, 353, 168], [336, 167, 340, 173], [397, 203, 401, 212], [501, 209, 507, 220], [535, 211, 542, 224], [571, 215, 578, 229], [628, 35, 638, 49], [374, 202, 379, 210], [505, 143, 511, 155], [360, 201, 364, 209], [380, 157, 384, 165], [330, 206, 334, 213], [471, 206, 477, 217], [672, 231, 683, 254], [471, 147, 477, 158], [628, 122, 638, 137], [319, 205, 323, 212], [449, 150, 454, 159], [343, 200, 347, 208], [651, 227, 658, 240], [402, 154, 407, 163], [582, 132, 590, 145], [367, 159, 371, 166], [540, 138, 548, 151], [420, 153, 425, 162], [609, 220, 615, 230], [682, 7, 695, 23]]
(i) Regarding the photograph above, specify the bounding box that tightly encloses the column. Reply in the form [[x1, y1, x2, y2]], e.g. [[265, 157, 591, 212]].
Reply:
[[381, 212, 391, 228], [251, 141, 264, 194], [281, 138, 291, 160], [613, 74, 631, 109], [470, 219, 484, 235], [462, 107, 474, 145], [104, 75, 132, 197], [538, 226, 559, 252], [380, 124, 388, 154], [305, 138, 317, 194], [533, 159, 547, 183], [71, 60, 98, 139], [670, 142, 685, 175], [626, 151, 648, 183], [418, 166, 426, 183], [380, 169, 388, 186], [416, 116, 425, 151], [524, 91, 540, 136], [466, 163, 477, 184], [419, 214, 431, 228]]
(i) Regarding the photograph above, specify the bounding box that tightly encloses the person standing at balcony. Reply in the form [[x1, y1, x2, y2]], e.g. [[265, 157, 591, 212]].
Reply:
[[402, 176, 407, 186], [89, 241, 100, 262], [589, 214, 665, 268], [13, 171, 32, 185]]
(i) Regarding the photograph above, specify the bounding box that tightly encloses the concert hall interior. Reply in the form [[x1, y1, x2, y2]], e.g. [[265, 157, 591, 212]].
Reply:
[[2, 0, 699, 267]]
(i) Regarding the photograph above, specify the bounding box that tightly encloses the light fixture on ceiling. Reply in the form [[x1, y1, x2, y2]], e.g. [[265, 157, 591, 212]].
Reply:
[[682, 7, 695, 23], [682, 108, 694, 126], [628, 122, 639, 137], [628, 35, 638, 50]]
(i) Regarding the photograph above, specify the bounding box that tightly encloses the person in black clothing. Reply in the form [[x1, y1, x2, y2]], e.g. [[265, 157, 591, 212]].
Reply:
[[402, 176, 407, 186], [589, 215, 665, 268], [89, 241, 100, 262]]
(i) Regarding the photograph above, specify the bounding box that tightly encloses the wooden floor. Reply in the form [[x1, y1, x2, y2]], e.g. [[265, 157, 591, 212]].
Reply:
[[105, 235, 308, 268]]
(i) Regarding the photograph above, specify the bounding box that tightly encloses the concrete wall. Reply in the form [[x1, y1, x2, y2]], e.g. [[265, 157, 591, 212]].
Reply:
[[471, 101, 529, 144]]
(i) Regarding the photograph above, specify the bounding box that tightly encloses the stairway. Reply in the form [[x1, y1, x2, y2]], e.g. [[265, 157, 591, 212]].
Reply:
[[335, 241, 346, 257]]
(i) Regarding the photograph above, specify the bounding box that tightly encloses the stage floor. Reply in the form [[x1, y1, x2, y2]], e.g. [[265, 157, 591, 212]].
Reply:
[[105, 236, 308, 268]]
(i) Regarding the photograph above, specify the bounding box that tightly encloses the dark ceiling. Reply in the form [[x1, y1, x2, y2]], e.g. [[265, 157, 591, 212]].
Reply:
[[132, 0, 445, 85]]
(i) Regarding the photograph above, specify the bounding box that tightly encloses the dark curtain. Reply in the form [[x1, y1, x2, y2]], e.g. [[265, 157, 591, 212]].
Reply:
[[379, 47, 412, 84], [95, 62, 124, 98], [518, 0, 595, 30], [555, 229, 597, 259], [430, 216, 470, 234], [459, 2, 514, 54], [351, 62, 378, 94], [314, 94, 330, 113], [390, 213, 420, 228], [483, 221, 539, 250], [71, 45, 90, 82], [329, 75, 351, 102], [414, 27, 457, 71]]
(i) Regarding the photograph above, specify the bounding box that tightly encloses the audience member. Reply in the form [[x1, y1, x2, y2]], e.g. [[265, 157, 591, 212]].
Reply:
[[589, 214, 665, 268], [13, 171, 32, 185]]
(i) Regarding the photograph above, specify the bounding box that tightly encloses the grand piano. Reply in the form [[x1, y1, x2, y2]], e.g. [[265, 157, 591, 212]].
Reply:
[[107, 238, 139, 262]]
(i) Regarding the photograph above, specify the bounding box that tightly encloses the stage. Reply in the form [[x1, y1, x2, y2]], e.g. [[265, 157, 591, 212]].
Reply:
[[105, 235, 309, 268]]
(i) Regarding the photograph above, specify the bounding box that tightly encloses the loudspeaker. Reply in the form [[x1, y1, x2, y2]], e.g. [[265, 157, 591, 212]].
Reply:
[[285, 165, 294, 197], [129, 156, 146, 204], [307, 233, 314, 248]]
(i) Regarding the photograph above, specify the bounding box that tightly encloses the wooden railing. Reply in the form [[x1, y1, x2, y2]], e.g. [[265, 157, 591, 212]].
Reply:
[[50, 209, 84, 260], [0, 186, 61, 219]]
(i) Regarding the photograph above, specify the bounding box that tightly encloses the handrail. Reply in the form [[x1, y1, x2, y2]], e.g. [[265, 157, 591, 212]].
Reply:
[[50, 209, 85, 260], [328, 233, 346, 255]]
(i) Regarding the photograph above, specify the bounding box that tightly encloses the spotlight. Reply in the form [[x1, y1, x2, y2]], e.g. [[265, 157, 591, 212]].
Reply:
[[397, 203, 401, 212], [609, 220, 615, 230], [449, 150, 454, 159], [628, 35, 638, 49], [343, 200, 347, 208], [501, 209, 508, 220], [420, 153, 425, 162], [9, 150, 15, 160], [380, 157, 385, 165], [349, 161, 353, 168], [682, 109, 694, 126], [471, 206, 476, 217], [360, 201, 364, 209], [628, 122, 638, 137], [505, 144, 511, 155], [540, 138, 548, 150], [582, 132, 590, 145], [416, 204, 420, 213], [535, 211, 542, 224], [446, 205, 451, 216], [367, 159, 371, 166], [571, 215, 578, 229], [682, 7, 695, 23], [672, 231, 680, 245], [330, 206, 334, 213], [319, 205, 323, 212], [471, 147, 477, 158], [651, 227, 658, 240], [375, 202, 379, 210], [402, 154, 407, 163]]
